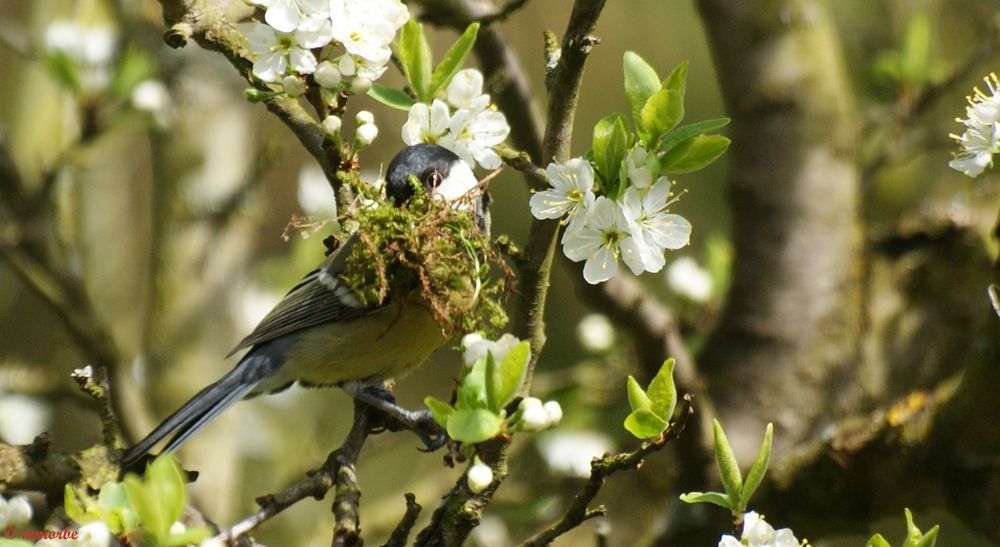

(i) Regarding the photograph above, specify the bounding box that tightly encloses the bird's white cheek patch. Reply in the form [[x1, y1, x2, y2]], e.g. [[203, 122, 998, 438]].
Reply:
[[433, 161, 479, 205]]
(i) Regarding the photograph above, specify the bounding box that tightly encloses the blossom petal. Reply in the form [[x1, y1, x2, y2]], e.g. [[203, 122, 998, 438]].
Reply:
[[583, 246, 618, 284]]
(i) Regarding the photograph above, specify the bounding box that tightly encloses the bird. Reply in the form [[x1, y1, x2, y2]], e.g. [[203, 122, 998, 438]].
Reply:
[[122, 143, 487, 467]]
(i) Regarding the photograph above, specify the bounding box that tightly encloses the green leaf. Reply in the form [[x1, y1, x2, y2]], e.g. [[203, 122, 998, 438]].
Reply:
[[41, 52, 81, 92], [626, 375, 651, 412], [662, 60, 688, 99], [398, 19, 433, 101], [661, 134, 730, 174], [866, 534, 892, 547], [739, 423, 773, 511], [640, 89, 684, 144], [424, 396, 455, 427], [147, 455, 186, 528], [125, 474, 165, 539], [678, 491, 733, 510], [903, 509, 939, 547], [657, 117, 730, 153], [713, 419, 743, 506], [646, 358, 677, 420], [64, 484, 88, 524], [624, 409, 667, 439], [446, 408, 504, 444], [367, 84, 415, 111], [457, 359, 488, 410], [899, 13, 930, 84], [912, 528, 939, 547], [428, 22, 480, 97], [491, 341, 530, 411], [623, 51, 661, 127], [109, 46, 155, 100], [592, 113, 629, 190]]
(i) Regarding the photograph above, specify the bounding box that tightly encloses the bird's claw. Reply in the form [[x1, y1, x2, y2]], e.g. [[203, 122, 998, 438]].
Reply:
[[353, 386, 449, 451]]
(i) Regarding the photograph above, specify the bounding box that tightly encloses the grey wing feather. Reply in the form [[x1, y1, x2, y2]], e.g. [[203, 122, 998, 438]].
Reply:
[[226, 234, 381, 356]]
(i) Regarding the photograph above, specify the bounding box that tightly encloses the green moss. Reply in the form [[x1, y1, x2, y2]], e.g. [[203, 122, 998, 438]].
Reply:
[[339, 178, 510, 337]]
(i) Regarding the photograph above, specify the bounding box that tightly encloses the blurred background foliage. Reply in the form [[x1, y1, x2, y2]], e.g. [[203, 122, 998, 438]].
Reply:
[[0, 0, 998, 545]]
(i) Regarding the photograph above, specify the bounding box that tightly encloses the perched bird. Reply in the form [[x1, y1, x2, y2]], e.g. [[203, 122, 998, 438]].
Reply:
[[122, 143, 485, 467]]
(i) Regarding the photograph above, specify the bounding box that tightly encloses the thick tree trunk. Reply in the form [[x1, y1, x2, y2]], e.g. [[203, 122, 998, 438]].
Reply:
[[694, 0, 863, 458]]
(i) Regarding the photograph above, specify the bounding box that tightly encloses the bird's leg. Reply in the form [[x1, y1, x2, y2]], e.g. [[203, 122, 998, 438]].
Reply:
[[341, 381, 448, 451]]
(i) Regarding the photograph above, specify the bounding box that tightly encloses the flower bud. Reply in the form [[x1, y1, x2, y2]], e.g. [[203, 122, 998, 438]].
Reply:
[[78, 521, 111, 547], [355, 110, 375, 125], [356, 123, 378, 146], [467, 461, 493, 493], [314, 61, 342, 88], [349, 77, 372, 95], [281, 75, 306, 98], [543, 401, 563, 427], [519, 397, 548, 431], [5, 495, 32, 527], [321, 115, 342, 136]]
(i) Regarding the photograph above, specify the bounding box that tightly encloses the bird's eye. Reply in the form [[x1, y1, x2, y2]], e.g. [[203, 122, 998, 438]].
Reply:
[[426, 170, 443, 189]]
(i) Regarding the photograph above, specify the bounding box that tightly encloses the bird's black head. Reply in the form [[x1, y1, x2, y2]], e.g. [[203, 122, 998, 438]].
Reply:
[[385, 143, 490, 232]]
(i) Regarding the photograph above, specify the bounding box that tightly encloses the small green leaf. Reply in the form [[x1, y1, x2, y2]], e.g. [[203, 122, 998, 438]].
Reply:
[[624, 409, 667, 439], [147, 454, 186, 528], [678, 491, 733, 510], [428, 22, 480, 97], [367, 84, 415, 111], [592, 113, 629, 190], [125, 474, 165, 539], [899, 13, 930, 84], [492, 341, 530, 411], [457, 359, 489, 410], [424, 396, 455, 427], [64, 484, 88, 523], [866, 534, 892, 547], [623, 51, 661, 127], [903, 508, 939, 547], [626, 375, 651, 412], [739, 423, 773, 511], [446, 408, 504, 444], [661, 134, 730, 174], [657, 117, 730, 153], [398, 19, 433, 101], [662, 60, 689, 99], [713, 419, 743, 506], [640, 89, 684, 144], [646, 358, 677, 420], [41, 52, 81, 92], [912, 527, 939, 547]]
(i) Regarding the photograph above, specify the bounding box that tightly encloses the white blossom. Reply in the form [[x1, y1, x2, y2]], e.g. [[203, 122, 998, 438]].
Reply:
[[402, 100, 452, 145], [78, 521, 112, 547], [446, 69, 490, 110], [355, 110, 374, 125], [43, 21, 116, 91], [519, 397, 548, 430], [467, 460, 493, 493], [625, 145, 655, 189], [0, 494, 32, 528], [255, 0, 330, 33], [246, 19, 333, 82], [666, 256, 713, 302], [461, 333, 521, 366], [543, 401, 563, 426], [718, 512, 803, 547], [576, 313, 614, 353], [439, 105, 509, 170], [537, 430, 613, 478], [950, 73, 1000, 178], [529, 158, 596, 224], [328, 2, 395, 64], [620, 177, 691, 272], [281, 75, 306, 97], [562, 197, 645, 285]]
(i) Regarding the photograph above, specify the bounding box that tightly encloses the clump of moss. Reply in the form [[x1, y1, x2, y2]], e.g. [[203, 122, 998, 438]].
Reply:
[[338, 178, 511, 337]]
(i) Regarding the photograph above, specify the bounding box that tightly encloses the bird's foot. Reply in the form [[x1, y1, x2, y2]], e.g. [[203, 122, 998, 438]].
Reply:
[[344, 383, 449, 451]]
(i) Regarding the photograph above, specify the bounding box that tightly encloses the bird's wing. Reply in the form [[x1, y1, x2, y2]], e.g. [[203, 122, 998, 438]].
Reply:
[[226, 234, 383, 356]]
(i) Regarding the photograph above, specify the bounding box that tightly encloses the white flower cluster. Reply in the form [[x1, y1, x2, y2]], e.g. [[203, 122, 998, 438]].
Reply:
[[246, 0, 408, 93], [401, 69, 511, 170], [0, 493, 31, 530], [461, 332, 521, 365], [950, 73, 1000, 178], [43, 20, 116, 92], [718, 512, 803, 547], [530, 148, 692, 284]]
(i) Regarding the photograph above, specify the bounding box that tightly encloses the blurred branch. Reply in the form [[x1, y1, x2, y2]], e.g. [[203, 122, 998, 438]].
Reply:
[[155, 0, 344, 185], [475, 0, 531, 26], [0, 436, 79, 496], [214, 403, 373, 544], [382, 493, 422, 547], [520, 395, 694, 546]]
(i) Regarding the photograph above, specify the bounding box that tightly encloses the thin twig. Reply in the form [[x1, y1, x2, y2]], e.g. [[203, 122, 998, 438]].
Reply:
[[475, 0, 531, 26], [520, 395, 695, 546], [382, 493, 422, 547]]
